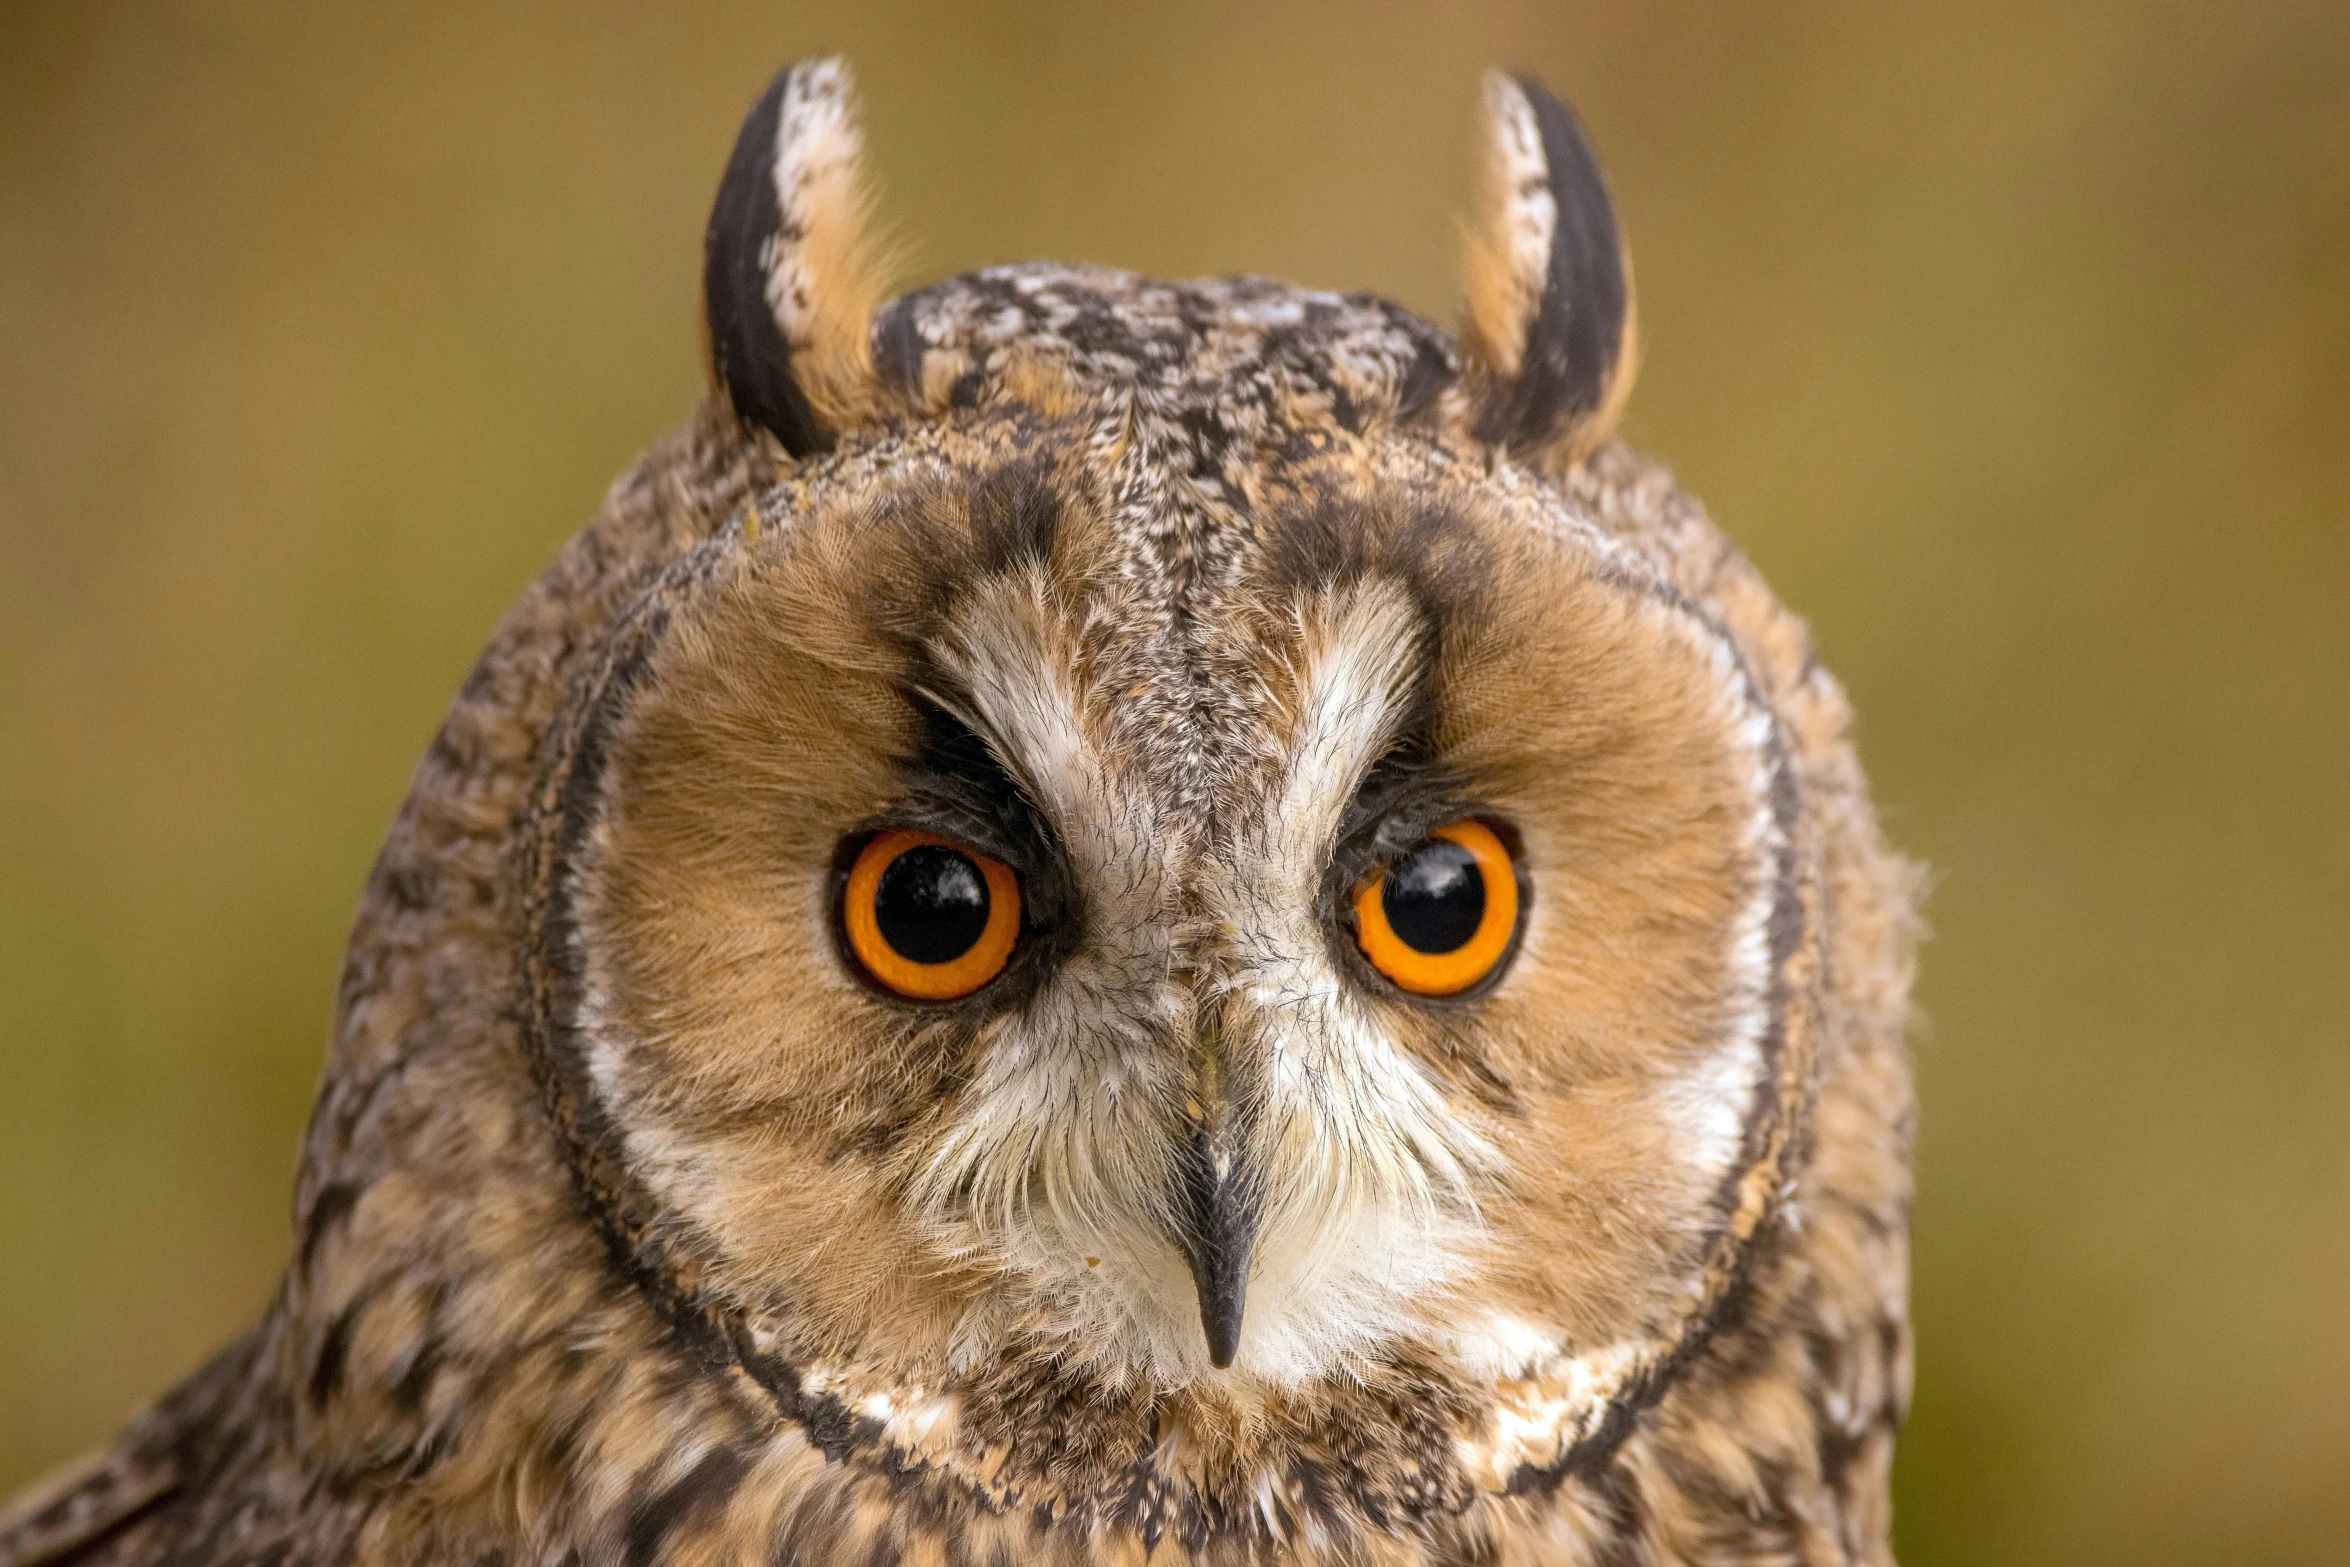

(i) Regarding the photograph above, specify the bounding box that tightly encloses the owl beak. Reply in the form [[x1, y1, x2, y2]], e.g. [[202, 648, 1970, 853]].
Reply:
[[1177, 1122, 1257, 1370], [1176, 1004, 1258, 1369]]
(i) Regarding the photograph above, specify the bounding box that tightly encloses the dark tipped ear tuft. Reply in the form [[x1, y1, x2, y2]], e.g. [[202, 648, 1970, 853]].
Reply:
[[1461, 72, 1637, 470], [704, 57, 891, 457]]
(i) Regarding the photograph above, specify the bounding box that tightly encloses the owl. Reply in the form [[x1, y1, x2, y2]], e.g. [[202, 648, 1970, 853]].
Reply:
[[0, 58, 1915, 1567]]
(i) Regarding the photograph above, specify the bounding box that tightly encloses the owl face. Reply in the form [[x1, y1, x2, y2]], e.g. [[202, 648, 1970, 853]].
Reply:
[[512, 59, 1824, 1511], [534, 406, 1794, 1428]]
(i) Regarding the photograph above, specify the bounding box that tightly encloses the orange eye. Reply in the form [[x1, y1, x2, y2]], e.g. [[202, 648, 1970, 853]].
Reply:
[[842, 830, 1022, 1001], [1352, 818, 1521, 997]]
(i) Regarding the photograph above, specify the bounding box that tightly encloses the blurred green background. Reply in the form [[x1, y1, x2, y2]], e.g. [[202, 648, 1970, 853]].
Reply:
[[2, 3, 2345, 1561]]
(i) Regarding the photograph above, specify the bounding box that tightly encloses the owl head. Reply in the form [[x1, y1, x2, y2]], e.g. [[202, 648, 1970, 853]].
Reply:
[[270, 57, 1912, 1565]]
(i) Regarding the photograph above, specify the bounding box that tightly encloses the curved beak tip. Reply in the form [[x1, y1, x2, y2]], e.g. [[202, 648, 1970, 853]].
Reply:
[[1202, 1296, 1243, 1370], [1181, 1199, 1253, 1371], [1187, 1221, 1252, 1370]]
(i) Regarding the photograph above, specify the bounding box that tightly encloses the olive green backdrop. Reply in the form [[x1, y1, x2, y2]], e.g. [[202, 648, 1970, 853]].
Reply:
[[3, 4, 2345, 1562]]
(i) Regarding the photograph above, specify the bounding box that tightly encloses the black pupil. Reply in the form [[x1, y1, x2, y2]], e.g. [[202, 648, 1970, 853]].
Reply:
[[1381, 838, 1487, 954], [874, 845, 992, 965]]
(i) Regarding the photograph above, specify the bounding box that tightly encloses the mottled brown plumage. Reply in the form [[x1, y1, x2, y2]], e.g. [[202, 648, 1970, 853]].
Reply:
[[0, 59, 1914, 1567]]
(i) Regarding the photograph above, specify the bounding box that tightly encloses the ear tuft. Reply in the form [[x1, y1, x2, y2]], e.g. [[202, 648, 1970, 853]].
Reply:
[[1460, 72, 1637, 470], [704, 57, 892, 456]]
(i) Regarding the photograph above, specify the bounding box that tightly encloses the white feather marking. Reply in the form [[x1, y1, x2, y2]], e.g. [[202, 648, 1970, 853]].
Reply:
[[1479, 72, 1558, 378], [1644, 607, 1785, 1191], [909, 582, 1213, 1378], [766, 57, 862, 345], [1193, 582, 1501, 1382]]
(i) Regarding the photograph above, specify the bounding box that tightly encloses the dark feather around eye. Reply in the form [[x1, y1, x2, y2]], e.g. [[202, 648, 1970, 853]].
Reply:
[[883, 696, 1080, 945], [1320, 739, 1475, 920]]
